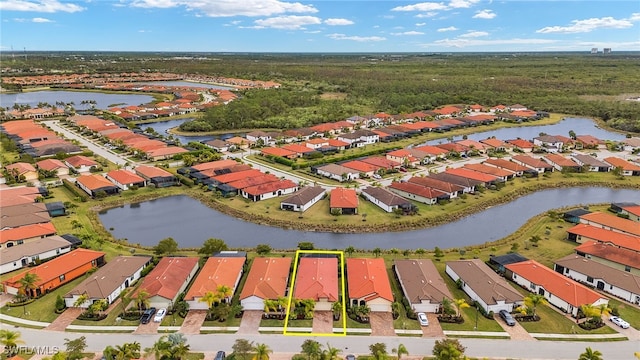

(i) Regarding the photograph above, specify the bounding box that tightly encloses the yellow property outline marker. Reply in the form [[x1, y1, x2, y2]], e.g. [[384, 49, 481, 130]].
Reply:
[[283, 250, 347, 336]]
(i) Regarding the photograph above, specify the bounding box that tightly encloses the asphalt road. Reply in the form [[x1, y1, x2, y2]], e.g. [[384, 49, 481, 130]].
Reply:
[[13, 328, 640, 360]]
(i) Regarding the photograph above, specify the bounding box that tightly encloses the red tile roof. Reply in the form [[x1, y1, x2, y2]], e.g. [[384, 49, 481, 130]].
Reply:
[[330, 188, 358, 209], [507, 139, 534, 149], [36, 159, 67, 171], [239, 257, 292, 301], [135, 165, 173, 178], [512, 155, 552, 169], [575, 241, 640, 269], [579, 212, 640, 237], [568, 224, 640, 252], [213, 169, 264, 184], [185, 257, 245, 300], [327, 139, 350, 147], [445, 168, 499, 183], [282, 143, 315, 154], [413, 145, 449, 156], [191, 159, 239, 172], [388, 181, 445, 199], [227, 174, 279, 190], [346, 258, 393, 302], [463, 163, 514, 178], [65, 155, 97, 168], [261, 147, 297, 158], [294, 257, 338, 301], [147, 146, 189, 157], [361, 156, 401, 169], [106, 169, 145, 185], [605, 157, 640, 171], [483, 158, 529, 172], [544, 154, 580, 167], [135, 257, 199, 301], [622, 205, 640, 217], [0, 222, 57, 244], [242, 179, 298, 196], [341, 160, 379, 173], [505, 260, 606, 308], [5, 162, 36, 174], [76, 174, 118, 191]]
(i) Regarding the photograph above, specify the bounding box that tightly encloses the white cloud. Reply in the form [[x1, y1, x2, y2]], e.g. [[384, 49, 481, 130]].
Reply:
[[13, 18, 27, 22], [448, 0, 479, 9], [536, 16, 633, 34], [473, 10, 496, 19], [0, 0, 84, 13], [391, 31, 425, 36], [324, 18, 354, 26], [416, 22, 427, 27], [433, 37, 555, 48], [304, 30, 321, 34], [416, 12, 438, 18], [459, 30, 488, 38], [138, 29, 151, 33], [328, 33, 386, 42], [392, 2, 448, 12], [130, 0, 318, 17], [253, 15, 321, 30], [32, 17, 52, 22], [630, 13, 640, 21], [437, 26, 458, 32]]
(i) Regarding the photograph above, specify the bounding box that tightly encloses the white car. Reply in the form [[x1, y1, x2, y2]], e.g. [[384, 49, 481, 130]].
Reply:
[[610, 316, 630, 329], [417, 312, 429, 326], [153, 308, 167, 323]]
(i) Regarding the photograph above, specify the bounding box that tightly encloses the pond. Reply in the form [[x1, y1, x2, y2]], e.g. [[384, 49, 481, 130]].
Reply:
[[139, 119, 223, 144], [98, 187, 640, 250], [0, 91, 155, 110]]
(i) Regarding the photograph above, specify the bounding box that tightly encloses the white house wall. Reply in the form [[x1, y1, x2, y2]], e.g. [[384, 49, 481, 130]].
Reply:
[[0, 246, 71, 275], [560, 267, 640, 305], [241, 295, 265, 311], [361, 191, 394, 213], [388, 188, 437, 205]]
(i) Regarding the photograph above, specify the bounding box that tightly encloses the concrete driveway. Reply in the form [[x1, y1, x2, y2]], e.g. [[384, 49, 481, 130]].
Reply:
[[134, 319, 161, 334], [311, 311, 333, 334], [421, 313, 444, 337], [369, 312, 395, 336], [46, 307, 83, 331], [237, 310, 263, 334], [180, 310, 207, 334], [494, 313, 534, 340], [604, 316, 640, 340]]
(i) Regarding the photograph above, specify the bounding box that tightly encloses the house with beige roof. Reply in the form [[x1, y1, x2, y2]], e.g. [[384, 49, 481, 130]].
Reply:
[[5, 163, 38, 182], [394, 259, 453, 313], [36, 159, 69, 177], [280, 186, 325, 212], [240, 257, 292, 311], [133, 257, 200, 310], [445, 259, 523, 313]]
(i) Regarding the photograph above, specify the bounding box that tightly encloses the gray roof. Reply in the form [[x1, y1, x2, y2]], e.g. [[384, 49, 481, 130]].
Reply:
[[555, 254, 640, 295], [394, 259, 453, 304], [362, 187, 411, 207], [446, 259, 523, 305], [489, 253, 528, 267], [64, 256, 152, 300], [280, 186, 325, 206], [0, 236, 71, 265], [571, 154, 611, 168]]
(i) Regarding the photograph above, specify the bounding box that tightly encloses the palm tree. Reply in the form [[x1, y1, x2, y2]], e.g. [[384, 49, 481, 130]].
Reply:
[[322, 343, 341, 360], [392, 344, 409, 360], [135, 290, 150, 311], [578, 347, 603, 360], [332, 301, 342, 319], [199, 291, 218, 310], [253, 343, 272, 360], [115, 342, 141, 360], [453, 298, 470, 317], [301, 340, 322, 360], [73, 294, 89, 308], [524, 294, 547, 318], [216, 285, 233, 303], [0, 329, 24, 356], [18, 272, 40, 299], [597, 304, 611, 322]]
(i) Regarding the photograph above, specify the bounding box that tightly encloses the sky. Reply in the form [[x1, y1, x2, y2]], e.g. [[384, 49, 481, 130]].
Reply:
[[1, 0, 639, 53]]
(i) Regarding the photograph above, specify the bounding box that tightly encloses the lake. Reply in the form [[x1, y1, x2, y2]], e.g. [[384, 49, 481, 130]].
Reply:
[[0, 91, 156, 110], [98, 187, 640, 250]]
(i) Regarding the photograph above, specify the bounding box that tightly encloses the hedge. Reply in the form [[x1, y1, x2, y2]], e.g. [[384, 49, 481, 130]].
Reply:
[[62, 179, 90, 202], [175, 174, 194, 187]]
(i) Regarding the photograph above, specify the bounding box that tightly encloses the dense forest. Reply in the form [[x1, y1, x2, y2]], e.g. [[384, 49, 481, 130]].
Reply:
[[4, 53, 640, 132]]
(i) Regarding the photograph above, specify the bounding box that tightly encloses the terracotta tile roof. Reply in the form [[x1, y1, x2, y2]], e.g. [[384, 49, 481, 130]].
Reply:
[[434, 106, 463, 115], [483, 158, 529, 172], [445, 168, 499, 183], [605, 157, 640, 171], [147, 147, 189, 157], [242, 179, 297, 196], [480, 138, 509, 148], [134, 165, 173, 179], [294, 257, 338, 301], [185, 257, 245, 300], [389, 181, 446, 199], [346, 258, 393, 302], [5, 162, 36, 175], [512, 155, 552, 169], [282, 143, 315, 154], [341, 160, 379, 173], [579, 212, 640, 237], [543, 154, 580, 168], [575, 135, 603, 146], [106, 169, 145, 185], [36, 159, 67, 171], [3, 248, 105, 288], [240, 257, 292, 301], [506, 139, 534, 149], [191, 159, 239, 172], [555, 255, 640, 295], [65, 155, 98, 168], [361, 156, 401, 169], [212, 169, 264, 184], [407, 176, 464, 194], [575, 241, 640, 268], [413, 145, 449, 156], [307, 138, 329, 145], [622, 205, 640, 217], [261, 147, 297, 158], [76, 174, 118, 191], [330, 188, 358, 209], [463, 163, 514, 178], [0, 222, 57, 244], [437, 143, 468, 153], [227, 174, 279, 190], [506, 260, 606, 307], [394, 259, 453, 304], [446, 259, 523, 305], [327, 139, 350, 147], [455, 139, 488, 151], [133, 257, 199, 301]]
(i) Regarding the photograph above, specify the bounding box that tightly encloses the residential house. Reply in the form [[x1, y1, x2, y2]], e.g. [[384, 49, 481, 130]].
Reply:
[[3, 248, 105, 297], [555, 255, 640, 305], [505, 260, 608, 317], [75, 174, 120, 197], [620, 205, 640, 222], [5, 163, 38, 182], [0, 236, 72, 275], [575, 241, 640, 276], [394, 259, 453, 313], [533, 135, 566, 152], [239, 257, 292, 311], [0, 202, 50, 229], [0, 222, 57, 249], [341, 161, 379, 178], [105, 169, 146, 190], [346, 258, 393, 312], [294, 257, 338, 311], [210, 169, 264, 187], [280, 186, 325, 212], [444, 168, 501, 186], [463, 163, 515, 181], [130, 257, 199, 310], [146, 147, 189, 161], [65, 155, 98, 173], [240, 179, 298, 201], [360, 186, 415, 213], [185, 256, 246, 309], [436, 142, 469, 157], [246, 131, 271, 145], [566, 224, 640, 252], [604, 157, 640, 176], [327, 139, 349, 151], [483, 158, 530, 177], [429, 172, 481, 193], [574, 135, 604, 150], [388, 181, 445, 205], [223, 174, 280, 195], [579, 212, 640, 237], [36, 159, 69, 177], [329, 188, 358, 215], [445, 259, 523, 313], [480, 138, 510, 152], [315, 163, 360, 182], [204, 139, 231, 152], [407, 176, 463, 198], [64, 255, 152, 308], [571, 154, 611, 172], [44, 202, 66, 217], [260, 147, 297, 159], [306, 138, 330, 150], [488, 253, 528, 274], [385, 149, 419, 167], [621, 137, 640, 152], [412, 146, 449, 161], [542, 154, 581, 172], [456, 139, 489, 154], [511, 155, 554, 173], [506, 139, 535, 152], [226, 136, 252, 150], [134, 165, 177, 188], [360, 156, 402, 171], [282, 143, 317, 157]]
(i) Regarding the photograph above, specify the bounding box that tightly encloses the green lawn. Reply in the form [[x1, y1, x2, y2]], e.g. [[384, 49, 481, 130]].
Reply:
[[609, 298, 640, 330], [334, 314, 371, 329]]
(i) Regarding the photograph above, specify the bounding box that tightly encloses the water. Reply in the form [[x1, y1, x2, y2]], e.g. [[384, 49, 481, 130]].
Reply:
[[138, 119, 229, 144], [98, 188, 640, 250], [0, 91, 155, 110], [132, 81, 232, 90]]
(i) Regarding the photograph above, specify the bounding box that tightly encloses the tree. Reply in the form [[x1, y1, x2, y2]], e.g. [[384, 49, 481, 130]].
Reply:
[[432, 339, 466, 360], [103, 345, 117, 360], [115, 342, 141, 360], [73, 293, 89, 308], [578, 347, 603, 360], [524, 294, 547, 318], [441, 298, 456, 316], [301, 339, 322, 360], [298, 241, 314, 250], [0, 330, 24, 356], [372, 247, 382, 258], [392, 344, 408, 360], [145, 334, 190, 360], [154, 237, 178, 255], [256, 244, 272, 255], [322, 343, 341, 360], [135, 289, 150, 311], [369, 343, 387, 360], [18, 272, 40, 299], [64, 336, 87, 360], [216, 284, 233, 303], [569, 130, 577, 140], [198, 238, 228, 255], [253, 343, 272, 360], [232, 339, 254, 360], [453, 298, 470, 317], [434, 247, 444, 258], [345, 245, 355, 257], [199, 291, 219, 310]]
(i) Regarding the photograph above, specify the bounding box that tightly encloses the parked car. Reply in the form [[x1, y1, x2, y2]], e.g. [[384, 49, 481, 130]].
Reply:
[[373, 174, 382, 179], [345, 355, 355, 360], [153, 308, 167, 323], [610, 316, 630, 329], [417, 312, 429, 326], [498, 310, 516, 326], [214, 351, 226, 360], [140, 307, 157, 324]]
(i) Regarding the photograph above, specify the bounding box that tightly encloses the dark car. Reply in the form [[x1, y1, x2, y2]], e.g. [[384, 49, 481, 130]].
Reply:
[[214, 351, 226, 360], [140, 307, 157, 324], [498, 310, 516, 326]]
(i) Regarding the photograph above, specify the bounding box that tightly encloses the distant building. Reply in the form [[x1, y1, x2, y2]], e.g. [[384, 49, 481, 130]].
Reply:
[[591, 48, 598, 54], [603, 48, 612, 54]]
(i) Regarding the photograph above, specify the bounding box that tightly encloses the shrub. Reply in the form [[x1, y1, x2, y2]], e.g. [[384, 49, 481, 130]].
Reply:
[[63, 179, 89, 202]]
